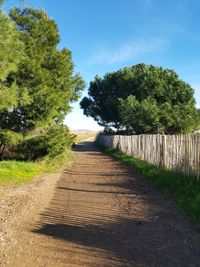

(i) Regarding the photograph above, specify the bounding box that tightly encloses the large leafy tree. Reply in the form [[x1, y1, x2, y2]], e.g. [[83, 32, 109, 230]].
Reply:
[[0, 10, 24, 106], [0, 11, 24, 82], [0, 7, 84, 158], [0, 7, 84, 133], [80, 64, 199, 134], [0, 11, 24, 156]]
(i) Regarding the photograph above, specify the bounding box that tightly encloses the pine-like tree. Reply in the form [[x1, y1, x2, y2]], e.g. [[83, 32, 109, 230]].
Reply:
[[0, 8, 85, 158]]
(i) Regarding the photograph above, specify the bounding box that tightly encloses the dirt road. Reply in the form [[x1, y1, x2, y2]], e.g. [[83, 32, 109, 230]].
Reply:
[[1, 141, 200, 267]]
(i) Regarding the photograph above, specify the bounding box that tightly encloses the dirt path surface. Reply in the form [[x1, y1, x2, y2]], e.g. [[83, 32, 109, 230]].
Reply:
[[1, 141, 200, 267]]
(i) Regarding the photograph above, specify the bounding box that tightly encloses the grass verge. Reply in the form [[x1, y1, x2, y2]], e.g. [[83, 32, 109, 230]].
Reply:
[[96, 143, 200, 223], [0, 149, 73, 189]]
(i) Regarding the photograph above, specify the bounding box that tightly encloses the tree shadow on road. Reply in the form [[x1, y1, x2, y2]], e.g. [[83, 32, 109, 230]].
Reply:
[[32, 141, 200, 267]]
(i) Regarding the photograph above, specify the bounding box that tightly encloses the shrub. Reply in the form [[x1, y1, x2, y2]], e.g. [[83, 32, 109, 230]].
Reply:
[[0, 130, 23, 159], [17, 125, 74, 160]]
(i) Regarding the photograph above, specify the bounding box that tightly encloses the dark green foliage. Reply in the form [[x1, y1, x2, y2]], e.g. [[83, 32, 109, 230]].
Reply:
[[17, 125, 74, 160], [81, 64, 199, 134], [119, 96, 160, 134], [0, 7, 84, 159], [80, 74, 121, 129], [0, 11, 24, 158], [0, 130, 23, 159], [0, 11, 24, 112], [0, 11, 24, 82], [96, 143, 200, 223], [44, 125, 74, 157], [194, 109, 200, 131], [119, 95, 199, 134], [2, 7, 84, 133]]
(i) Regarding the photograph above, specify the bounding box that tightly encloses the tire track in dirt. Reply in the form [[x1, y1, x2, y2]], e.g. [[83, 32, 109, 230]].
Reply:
[[1, 141, 200, 266]]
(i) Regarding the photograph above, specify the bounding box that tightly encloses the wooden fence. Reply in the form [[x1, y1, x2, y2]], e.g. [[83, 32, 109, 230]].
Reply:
[[97, 134, 200, 178]]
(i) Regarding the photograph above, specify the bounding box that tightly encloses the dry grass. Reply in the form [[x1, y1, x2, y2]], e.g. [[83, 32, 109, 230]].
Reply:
[[74, 132, 96, 143]]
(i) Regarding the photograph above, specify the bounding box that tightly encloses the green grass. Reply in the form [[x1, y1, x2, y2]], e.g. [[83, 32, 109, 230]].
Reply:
[[0, 149, 73, 189], [96, 143, 200, 223]]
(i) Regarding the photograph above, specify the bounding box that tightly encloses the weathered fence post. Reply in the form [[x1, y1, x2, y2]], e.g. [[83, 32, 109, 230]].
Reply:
[[97, 133, 200, 177]]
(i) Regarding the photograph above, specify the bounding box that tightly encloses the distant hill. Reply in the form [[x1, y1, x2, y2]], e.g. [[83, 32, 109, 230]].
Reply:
[[70, 129, 98, 134]]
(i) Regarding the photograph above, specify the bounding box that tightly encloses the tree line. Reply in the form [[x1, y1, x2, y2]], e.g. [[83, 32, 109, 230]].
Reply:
[[0, 7, 85, 159], [1, 2, 200, 163], [80, 64, 200, 134]]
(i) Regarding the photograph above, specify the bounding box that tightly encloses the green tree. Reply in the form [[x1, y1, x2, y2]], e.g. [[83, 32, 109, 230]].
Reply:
[[81, 64, 198, 134], [119, 96, 160, 134], [3, 7, 84, 133], [0, 11, 24, 156], [0, 7, 84, 158], [0, 11, 24, 82], [17, 125, 74, 160], [194, 109, 200, 131]]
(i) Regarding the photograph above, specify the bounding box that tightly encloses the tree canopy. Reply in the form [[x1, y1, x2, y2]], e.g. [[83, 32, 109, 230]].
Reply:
[[2, 7, 84, 133], [0, 11, 24, 82], [0, 7, 85, 159], [80, 64, 199, 134], [0, 11, 24, 112]]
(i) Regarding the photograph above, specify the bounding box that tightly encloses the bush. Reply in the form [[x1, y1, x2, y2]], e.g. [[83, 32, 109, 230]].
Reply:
[[0, 130, 23, 159], [45, 125, 74, 157], [17, 125, 74, 160]]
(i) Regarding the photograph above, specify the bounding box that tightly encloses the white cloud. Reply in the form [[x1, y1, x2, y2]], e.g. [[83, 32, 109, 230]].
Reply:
[[89, 37, 167, 65]]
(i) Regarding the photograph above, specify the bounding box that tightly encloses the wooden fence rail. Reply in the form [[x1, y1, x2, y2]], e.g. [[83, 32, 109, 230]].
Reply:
[[96, 134, 200, 178]]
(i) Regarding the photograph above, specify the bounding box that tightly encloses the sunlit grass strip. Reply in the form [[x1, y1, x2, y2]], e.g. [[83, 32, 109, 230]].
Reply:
[[75, 133, 96, 143], [96, 143, 200, 224], [0, 149, 73, 188]]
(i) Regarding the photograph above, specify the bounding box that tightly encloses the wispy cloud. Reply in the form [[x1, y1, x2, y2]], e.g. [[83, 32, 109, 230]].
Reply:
[[89, 37, 168, 65]]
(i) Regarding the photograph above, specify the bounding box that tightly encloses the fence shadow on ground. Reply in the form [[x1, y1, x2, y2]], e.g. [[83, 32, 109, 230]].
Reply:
[[32, 141, 200, 267]]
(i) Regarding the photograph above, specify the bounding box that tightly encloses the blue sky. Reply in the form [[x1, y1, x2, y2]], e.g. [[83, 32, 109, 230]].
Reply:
[[4, 0, 200, 130]]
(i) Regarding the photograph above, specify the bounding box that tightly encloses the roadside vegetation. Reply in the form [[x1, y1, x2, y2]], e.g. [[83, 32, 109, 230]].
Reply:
[[0, 149, 73, 189], [97, 143, 200, 223], [82, 62, 200, 223], [81, 64, 200, 134], [0, 6, 84, 188]]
